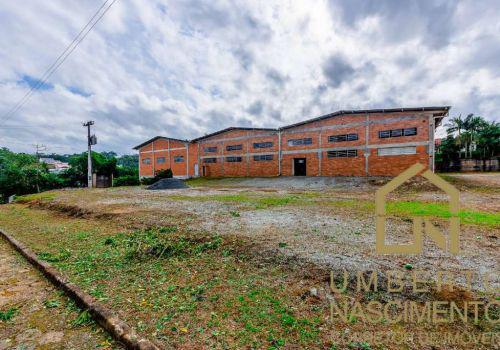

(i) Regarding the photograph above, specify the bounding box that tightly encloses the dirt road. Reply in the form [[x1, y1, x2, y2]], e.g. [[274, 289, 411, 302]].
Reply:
[[0, 239, 119, 350]]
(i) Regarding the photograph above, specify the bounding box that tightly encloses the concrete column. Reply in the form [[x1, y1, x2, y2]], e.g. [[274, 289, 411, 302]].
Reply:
[[152, 141, 156, 176], [364, 114, 370, 176], [185, 142, 189, 177], [428, 115, 435, 171], [278, 130, 282, 176], [318, 128, 322, 176]]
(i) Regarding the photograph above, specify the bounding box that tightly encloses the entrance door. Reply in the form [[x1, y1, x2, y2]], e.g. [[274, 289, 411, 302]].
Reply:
[[202, 166, 206, 177], [194, 163, 199, 177], [294, 158, 306, 176]]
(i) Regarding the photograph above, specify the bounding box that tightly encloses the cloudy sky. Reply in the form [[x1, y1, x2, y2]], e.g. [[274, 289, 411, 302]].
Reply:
[[0, 0, 499, 154]]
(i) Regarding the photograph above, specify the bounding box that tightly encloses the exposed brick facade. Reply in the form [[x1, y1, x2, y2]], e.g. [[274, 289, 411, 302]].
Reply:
[[134, 107, 449, 178]]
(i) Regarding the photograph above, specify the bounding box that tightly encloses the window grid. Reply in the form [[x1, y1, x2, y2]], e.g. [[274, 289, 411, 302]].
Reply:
[[379, 127, 417, 138], [142, 158, 151, 164], [288, 138, 313, 146], [226, 144, 243, 151], [253, 154, 273, 161], [174, 155, 184, 163], [327, 149, 358, 158], [328, 133, 358, 142], [203, 158, 217, 163], [204, 146, 218, 153], [226, 156, 242, 162], [253, 141, 273, 148]]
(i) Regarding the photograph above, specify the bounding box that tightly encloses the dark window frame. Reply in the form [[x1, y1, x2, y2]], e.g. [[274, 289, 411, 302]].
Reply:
[[203, 158, 217, 163], [142, 158, 151, 164], [379, 127, 417, 139], [253, 154, 274, 161], [287, 138, 313, 146], [226, 144, 243, 151], [173, 155, 184, 163], [253, 141, 273, 148], [226, 156, 242, 163], [156, 157, 166, 164], [327, 149, 358, 158], [204, 146, 218, 153], [328, 133, 358, 142]]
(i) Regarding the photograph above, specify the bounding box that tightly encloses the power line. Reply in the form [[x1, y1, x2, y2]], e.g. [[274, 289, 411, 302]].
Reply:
[[0, 0, 119, 127]]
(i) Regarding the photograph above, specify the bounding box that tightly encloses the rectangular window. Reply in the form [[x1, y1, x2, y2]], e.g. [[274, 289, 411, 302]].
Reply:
[[379, 127, 417, 138], [328, 133, 358, 142], [378, 130, 391, 138], [403, 127, 417, 136], [174, 155, 184, 163], [377, 146, 417, 156], [226, 156, 242, 162], [253, 154, 273, 161], [203, 158, 217, 163], [287, 138, 313, 146], [226, 144, 243, 151], [156, 157, 166, 164], [142, 158, 151, 164], [327, 150, 358, 158], [253, 141, 273, 148], [204, 146, 218, 153]]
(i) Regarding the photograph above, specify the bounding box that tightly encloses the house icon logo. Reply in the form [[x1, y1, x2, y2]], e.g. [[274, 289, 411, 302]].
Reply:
[[375, 163, 460, 255]]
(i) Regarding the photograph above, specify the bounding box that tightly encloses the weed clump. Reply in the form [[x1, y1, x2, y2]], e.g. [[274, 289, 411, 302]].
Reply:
[[123, 227, 222, 261]]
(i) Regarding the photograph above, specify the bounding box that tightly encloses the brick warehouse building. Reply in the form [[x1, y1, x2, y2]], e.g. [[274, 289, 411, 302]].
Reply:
[[133, 106, 450, 178]]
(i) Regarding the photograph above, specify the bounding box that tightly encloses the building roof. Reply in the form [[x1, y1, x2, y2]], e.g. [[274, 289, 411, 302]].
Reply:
[[133, 136, 189, 150], [190, 127, 277, 142], [280, 106, 451, 130]]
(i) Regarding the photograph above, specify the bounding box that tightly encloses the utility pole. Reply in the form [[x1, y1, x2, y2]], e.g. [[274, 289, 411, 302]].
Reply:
[[83, 121, 96, 188], [33, 143, 47, 193]]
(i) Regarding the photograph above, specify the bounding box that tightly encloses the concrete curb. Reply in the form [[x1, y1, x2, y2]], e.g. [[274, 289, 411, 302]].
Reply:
[[0, 229, 161, 350]]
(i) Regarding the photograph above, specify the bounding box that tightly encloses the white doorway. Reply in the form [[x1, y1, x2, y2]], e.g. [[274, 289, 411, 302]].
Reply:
[[194, 163, 199, 177]]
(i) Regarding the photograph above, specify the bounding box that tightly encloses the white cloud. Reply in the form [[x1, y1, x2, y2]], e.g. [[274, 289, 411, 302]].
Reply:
[[0, 0, 498, 154]]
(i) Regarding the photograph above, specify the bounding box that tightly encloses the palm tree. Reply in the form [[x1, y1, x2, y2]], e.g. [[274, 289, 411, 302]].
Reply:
[[462, 114, 488, 158], [445, 115, 465, 158]]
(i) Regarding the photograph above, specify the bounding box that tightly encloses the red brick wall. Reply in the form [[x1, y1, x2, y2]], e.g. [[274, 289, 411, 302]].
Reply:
[[198, 129, 279, 177], [138, 138, 192, 178], [138, 111, 437, 178]]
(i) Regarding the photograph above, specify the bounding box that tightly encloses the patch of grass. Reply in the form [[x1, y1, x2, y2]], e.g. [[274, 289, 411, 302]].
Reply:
[[44, 300, 61, 308], [15, 192, 57, 203], [229, 211, 240, 217], [386, 201, 500, 227], [38, 248, 72, 262], [72, 309, 93, 326], [183, 177, 227, 187], [0, 205, 328, 348], [168, 193, 310, 209], [0, 307, 17, 321]]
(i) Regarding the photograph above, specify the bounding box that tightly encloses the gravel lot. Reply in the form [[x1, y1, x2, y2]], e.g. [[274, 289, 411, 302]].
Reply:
[[33, 174, 499, 292]]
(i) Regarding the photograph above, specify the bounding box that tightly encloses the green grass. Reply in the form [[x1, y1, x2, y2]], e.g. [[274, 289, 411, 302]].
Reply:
[[168, 193, 312, 209], [15, 191, 57, 203], [0, 205, 327, 348], [0, 307, 17, 321], [386, 201, 500, 227]]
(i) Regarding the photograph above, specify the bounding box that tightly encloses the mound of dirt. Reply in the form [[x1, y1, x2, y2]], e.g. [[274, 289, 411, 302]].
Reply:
[[147, 178, 188, 190]]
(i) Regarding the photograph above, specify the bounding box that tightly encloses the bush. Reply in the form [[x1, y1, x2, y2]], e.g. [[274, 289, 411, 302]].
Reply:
[[113, 175, 139, 187], [155, 169, 173, 179], [139, 168, 173, 186], [140, 177, 157, 186]]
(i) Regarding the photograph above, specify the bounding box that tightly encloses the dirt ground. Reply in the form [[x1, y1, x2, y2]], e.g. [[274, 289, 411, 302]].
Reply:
[[0, 239, 120, 350], [30, 174, 499, 291]]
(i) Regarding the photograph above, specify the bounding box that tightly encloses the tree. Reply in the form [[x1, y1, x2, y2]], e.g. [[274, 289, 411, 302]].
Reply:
[[0, 148, 63, 201], [445, 115, 465, 157], [60, 151, 117, 187], [475, 121, 500, 160]]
